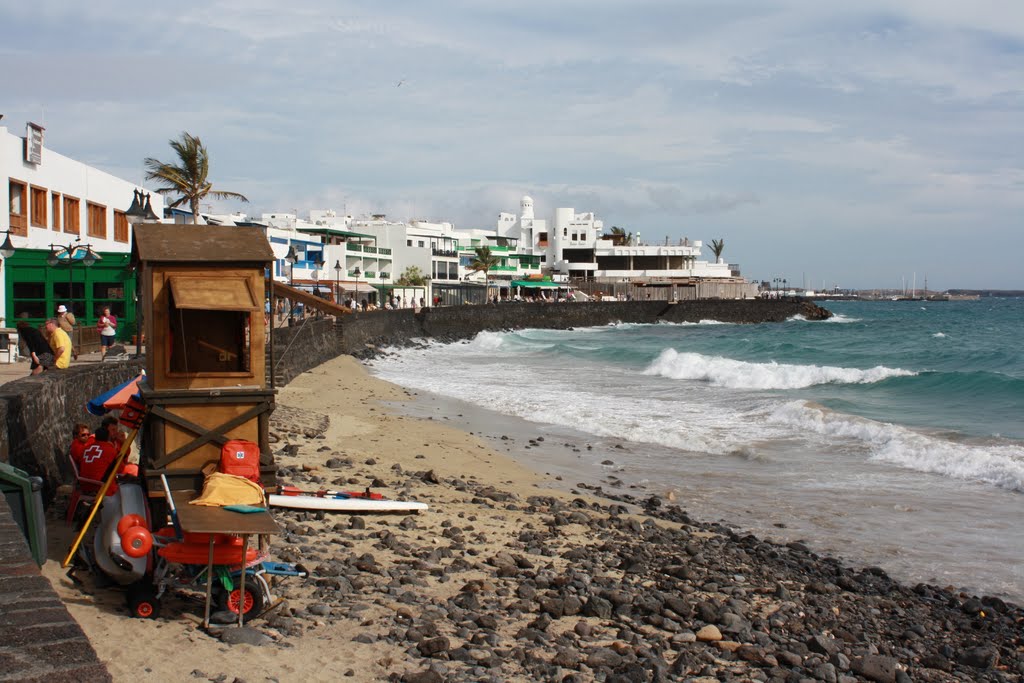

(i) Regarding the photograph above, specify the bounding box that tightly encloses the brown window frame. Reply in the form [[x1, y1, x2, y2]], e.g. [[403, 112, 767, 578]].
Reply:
[[30, 185, 48, 228], [63, 195, 80, 234], [52, 192, 61, 230], [87, 201, 107, 239], [113, 210, 129, 243], [8, 179, 28, 236]]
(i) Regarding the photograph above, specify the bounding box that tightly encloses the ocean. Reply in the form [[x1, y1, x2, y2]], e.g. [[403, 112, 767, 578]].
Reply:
[[368, 299, 1024, 602]]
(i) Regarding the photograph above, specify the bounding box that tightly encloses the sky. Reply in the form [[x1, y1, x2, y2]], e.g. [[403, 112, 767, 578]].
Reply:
[[3, 1, 1022, 290]]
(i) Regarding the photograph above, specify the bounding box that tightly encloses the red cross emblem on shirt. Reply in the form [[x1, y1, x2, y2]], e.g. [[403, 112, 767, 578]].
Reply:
[[82, 444, 104, 463]]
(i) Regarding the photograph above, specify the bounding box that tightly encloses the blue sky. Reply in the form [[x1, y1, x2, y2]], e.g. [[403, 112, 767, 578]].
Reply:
[[3, 1, 1022, 289]]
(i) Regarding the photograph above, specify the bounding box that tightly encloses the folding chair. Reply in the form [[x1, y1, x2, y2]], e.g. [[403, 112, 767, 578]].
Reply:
[[66, 451, 104, 525]]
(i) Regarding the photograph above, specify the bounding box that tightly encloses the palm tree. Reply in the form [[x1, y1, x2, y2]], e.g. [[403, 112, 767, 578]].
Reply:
[[144, 132, 248, 224], [709, 238, 725, 262], [469, 246, 502, 300], [609, 225, 633, 246]]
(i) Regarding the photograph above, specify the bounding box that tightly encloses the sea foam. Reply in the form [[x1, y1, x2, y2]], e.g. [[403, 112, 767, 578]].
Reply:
[[771, 402, 1024, 492], [643, 349, 914, 390]]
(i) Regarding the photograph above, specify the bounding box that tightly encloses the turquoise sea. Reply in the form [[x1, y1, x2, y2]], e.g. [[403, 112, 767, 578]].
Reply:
[[370, 299, 1024, 601]]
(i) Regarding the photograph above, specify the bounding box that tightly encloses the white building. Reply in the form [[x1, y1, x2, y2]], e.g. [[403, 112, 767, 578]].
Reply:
[[497, 195, 740, 282], [1, 121, 164, 333]]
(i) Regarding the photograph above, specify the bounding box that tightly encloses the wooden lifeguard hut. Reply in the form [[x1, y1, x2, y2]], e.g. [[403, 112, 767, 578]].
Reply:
[[131, 223, 277, 495]]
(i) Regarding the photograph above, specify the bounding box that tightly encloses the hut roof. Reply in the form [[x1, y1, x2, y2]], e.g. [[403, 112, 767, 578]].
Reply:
[[131, 223, 275, 264]]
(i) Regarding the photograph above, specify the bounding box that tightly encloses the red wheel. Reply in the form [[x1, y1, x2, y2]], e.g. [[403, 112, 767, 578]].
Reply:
[[117, 513, 147, 537], [126, 584, 161, 619], [219, 585, 265, 615], [120, 526, 153, 558]]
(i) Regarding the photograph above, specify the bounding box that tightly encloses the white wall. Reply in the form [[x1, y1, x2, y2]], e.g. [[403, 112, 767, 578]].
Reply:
[[2, 125, 164, 253]]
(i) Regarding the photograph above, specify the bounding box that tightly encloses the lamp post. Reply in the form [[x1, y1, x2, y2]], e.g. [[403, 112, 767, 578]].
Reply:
[[284, 245, 298, 325], [125, 189, 160, 224], [0, 230, 15, 259], [334, 260, 343, 304], [47, 237, 98, 318], [353, 267, 361, 307]]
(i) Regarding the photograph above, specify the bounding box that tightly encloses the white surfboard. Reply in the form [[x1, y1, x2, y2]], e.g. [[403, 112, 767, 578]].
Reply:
[[268, 494, 428, 512]]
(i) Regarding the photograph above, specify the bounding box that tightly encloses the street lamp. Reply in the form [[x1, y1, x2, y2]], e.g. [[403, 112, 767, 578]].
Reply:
[[334, 259, 343, 304], [353, 267, 361, 306], [0, 230, 15, 259], [284, 245, 298, 325], [125, 189, 159, 224], [47, 237, 99, 317]]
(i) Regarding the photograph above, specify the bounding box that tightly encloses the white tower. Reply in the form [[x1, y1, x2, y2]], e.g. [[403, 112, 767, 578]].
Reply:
[[520, 195, 534, 220], [551, 207, 574, 271]]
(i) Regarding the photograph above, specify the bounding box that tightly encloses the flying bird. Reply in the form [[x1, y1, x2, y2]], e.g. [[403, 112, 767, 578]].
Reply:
[[396, 79, 406, 87]]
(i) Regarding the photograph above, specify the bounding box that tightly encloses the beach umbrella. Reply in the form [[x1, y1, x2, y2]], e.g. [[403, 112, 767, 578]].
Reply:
[[86, 371, 145, 416]]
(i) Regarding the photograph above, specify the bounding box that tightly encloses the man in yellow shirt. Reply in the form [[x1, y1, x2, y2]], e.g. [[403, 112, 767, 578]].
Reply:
[[45, 318, 72, 369]]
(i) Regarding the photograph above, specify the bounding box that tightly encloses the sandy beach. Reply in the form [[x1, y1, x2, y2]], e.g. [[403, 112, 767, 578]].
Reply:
[[43, 356, 592, 682], [42, 355, 1023, 682]]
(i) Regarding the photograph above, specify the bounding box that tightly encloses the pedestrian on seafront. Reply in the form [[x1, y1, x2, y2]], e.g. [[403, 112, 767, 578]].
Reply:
[[16, 318, 55, 375], [45, 318, 72, 369], [57, 304, 78, 360], [96, 307, 117, 359]]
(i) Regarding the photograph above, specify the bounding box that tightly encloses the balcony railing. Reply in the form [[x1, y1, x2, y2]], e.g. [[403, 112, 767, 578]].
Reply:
[[346, 243, 363, 252], [363, 246, 377, 254], [432, 249, 458, 257], [378, 248, 392, 255]]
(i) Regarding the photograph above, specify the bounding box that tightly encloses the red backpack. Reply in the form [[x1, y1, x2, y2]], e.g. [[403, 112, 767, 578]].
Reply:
[[219, 439, 262, 484]]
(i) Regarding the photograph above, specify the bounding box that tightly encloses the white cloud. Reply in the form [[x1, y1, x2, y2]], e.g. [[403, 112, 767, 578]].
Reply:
[[2, 0, 1022, 288]]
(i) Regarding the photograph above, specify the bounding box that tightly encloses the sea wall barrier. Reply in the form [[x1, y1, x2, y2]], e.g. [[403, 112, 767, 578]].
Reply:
[[272, 298, 831, 384], [0, 299, 827, 493], [0, 359, 144, 500]]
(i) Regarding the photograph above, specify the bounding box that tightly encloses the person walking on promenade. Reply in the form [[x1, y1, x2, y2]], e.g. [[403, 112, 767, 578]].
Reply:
[[96, 307, 118, 359], [16, 318, 55, 375], [45, 318, 72, 369], [57, 304, 78, 359]]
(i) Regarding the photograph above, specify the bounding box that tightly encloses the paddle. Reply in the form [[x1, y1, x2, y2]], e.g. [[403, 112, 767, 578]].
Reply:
[[61, 426, 141, 568], [276, 485, 384, 500]]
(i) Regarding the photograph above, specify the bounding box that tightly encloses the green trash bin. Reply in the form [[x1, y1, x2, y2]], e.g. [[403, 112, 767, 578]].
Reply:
[[0, 462, 47, 566]]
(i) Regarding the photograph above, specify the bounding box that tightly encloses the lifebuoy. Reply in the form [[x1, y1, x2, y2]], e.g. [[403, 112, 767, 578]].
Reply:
[[121, 526, 153, 558], [116, 513, 147, 537]]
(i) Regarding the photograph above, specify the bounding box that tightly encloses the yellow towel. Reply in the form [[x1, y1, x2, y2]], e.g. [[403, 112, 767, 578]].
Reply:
[[189, 472, 266, 507]]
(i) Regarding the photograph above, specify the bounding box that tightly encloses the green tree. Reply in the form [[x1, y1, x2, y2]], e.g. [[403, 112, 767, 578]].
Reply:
[[469, 246, 501, 297], [397, 265, 429, 286], [144, 132, 248, 224], [609, 225, 633, 246], [709, 238, 725, 261]]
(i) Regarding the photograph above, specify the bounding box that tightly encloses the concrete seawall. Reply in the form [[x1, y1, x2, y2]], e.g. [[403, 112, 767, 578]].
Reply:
[[271, 298, 830, 382], [1, 300, 827, 492]]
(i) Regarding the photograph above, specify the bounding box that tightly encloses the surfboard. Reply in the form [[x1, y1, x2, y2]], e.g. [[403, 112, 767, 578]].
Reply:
[[267, 494, 428, 512]]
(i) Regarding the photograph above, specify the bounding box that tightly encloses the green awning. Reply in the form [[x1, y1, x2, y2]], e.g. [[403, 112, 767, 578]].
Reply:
[[510, 280, 562, 288]]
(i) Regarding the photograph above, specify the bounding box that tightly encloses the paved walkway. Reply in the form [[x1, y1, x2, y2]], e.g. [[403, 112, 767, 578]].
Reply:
[[0, 346, 142, 387]]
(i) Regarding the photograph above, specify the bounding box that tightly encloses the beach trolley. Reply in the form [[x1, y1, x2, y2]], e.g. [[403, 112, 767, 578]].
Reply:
[[126, 223, 286, 625]]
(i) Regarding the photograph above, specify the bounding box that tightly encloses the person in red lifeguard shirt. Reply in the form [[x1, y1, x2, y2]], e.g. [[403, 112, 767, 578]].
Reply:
[[69, 422, 92, 464], [74, 426, 121, 495]]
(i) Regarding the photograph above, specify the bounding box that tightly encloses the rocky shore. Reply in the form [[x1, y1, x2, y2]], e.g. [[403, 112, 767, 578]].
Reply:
[[266, 407, 1023, 683], [44, 356, 1021, 682]]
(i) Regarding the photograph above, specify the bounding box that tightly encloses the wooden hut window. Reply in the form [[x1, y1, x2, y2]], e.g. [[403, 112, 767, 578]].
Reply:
[[166, 276, 258, 376]]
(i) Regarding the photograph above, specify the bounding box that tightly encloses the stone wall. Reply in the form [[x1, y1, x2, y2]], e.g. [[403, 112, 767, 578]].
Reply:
[[270, 298, 829, 368], [0, 494, 111, 681], [0, 359, 143, 501]]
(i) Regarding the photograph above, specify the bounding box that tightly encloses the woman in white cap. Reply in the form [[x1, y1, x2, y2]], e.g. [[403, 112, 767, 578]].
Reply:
[[57, 304, 77, 359]]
